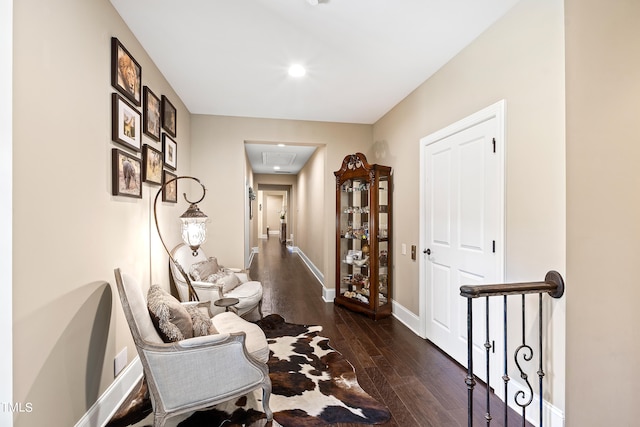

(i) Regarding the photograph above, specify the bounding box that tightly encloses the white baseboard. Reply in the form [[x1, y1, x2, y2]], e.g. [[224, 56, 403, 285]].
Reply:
[[74, 357, 143, 427], [292, 247, 324, 284], [291, 247, 330, 298], [322, 287, 335, 302], [391, 300, 422, 335], [247, 247, 259, 268]]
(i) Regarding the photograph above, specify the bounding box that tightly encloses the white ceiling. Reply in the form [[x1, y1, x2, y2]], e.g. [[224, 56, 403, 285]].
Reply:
[[245, 143, 317, 175], [110, 0, 520, 174]]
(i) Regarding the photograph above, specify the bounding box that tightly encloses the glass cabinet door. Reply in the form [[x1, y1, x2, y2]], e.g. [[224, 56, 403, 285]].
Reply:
[[338, 178, 371, 305], [377, 175, 389, 307]]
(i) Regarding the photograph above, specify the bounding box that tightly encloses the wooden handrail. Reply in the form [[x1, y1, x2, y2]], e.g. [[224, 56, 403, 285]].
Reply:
[[459, 270, 564, 299]]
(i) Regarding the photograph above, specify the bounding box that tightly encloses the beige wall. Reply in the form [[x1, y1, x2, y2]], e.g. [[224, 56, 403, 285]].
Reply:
[[296, 146, 327, 271], [12, 0, 192, 424], [373, 0, 566, 413], [244, 153, 254, 264], [265, 194, 285, 233], [565, 0, 640, 425], [1, 0, 13, 420], [191, 115, 371, 278]]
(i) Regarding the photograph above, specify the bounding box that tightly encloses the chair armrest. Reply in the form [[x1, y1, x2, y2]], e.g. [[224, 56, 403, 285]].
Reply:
[[140, 333, 268, 410], [191, 280, 222, 290], [190, 280, 224, 300], [178, 333, 231, 348]]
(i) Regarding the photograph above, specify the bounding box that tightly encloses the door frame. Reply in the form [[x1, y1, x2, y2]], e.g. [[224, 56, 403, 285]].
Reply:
[[418, 100, 506, 391]]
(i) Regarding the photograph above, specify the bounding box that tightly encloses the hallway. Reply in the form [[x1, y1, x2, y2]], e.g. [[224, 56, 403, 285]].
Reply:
[[249, 238, 530, 427]]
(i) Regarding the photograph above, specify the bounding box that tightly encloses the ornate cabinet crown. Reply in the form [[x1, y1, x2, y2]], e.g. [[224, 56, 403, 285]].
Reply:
[[334, 153, 392, 319]]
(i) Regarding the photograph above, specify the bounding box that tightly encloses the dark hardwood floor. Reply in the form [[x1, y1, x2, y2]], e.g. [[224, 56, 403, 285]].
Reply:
[[114, 237, 531, 427], [248, 237, 530, 427]]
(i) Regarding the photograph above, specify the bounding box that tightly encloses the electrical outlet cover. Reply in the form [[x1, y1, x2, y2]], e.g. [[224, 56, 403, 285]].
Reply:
[[114, 347, 127, 377]]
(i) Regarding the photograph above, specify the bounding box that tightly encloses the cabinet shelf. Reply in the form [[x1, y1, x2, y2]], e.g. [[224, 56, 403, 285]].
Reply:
[[334, 152, 392, 320]]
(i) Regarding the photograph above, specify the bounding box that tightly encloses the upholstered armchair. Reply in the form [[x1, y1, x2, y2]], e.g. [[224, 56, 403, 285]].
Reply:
[[169, 243, 264, 318], [113, 268, 272, 427]]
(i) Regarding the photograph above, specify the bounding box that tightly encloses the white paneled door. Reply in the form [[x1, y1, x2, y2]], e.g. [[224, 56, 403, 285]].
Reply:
[[420, 101, 505, 386]]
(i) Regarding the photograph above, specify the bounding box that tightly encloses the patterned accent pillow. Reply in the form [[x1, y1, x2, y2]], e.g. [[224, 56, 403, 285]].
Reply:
[[201, 270, 241, 294], [147, 285, 193, 342], [189, 257, 220, 282], [185, 304, 217, 337], [215, 271, 241, 294]]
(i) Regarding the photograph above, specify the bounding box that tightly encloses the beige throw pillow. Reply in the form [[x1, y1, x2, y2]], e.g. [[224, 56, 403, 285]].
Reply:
[[215, 272, 241, 293], [147, 285, 193, 342], [189, 257, 220, 282], [197, 270, 241, 294]]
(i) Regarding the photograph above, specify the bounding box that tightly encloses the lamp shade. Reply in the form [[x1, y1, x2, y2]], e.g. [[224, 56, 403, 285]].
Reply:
[[180, 203, 208, 253]]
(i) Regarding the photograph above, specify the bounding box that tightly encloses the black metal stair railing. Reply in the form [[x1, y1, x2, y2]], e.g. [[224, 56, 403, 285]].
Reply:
[[460, 271, 565, 427]]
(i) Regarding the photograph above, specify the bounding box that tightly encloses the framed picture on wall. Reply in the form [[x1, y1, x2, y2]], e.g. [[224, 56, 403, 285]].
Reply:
[[111, 37, 141, 106], [143, 86, 161, 141], [111, 148, 142, 198], [111, 93, 142, 151], [161, 95, 177, 137], [112, 93, 142, 152], [162, 170, 178, 203], [142, 144, 163, 185], [162, 133, 177, 170]]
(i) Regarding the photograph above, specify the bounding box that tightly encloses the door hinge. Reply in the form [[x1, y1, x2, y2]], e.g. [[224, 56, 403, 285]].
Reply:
[[492, 240, 496, 253], [492, 340, 495, 353], [492, 138, 496, 153]]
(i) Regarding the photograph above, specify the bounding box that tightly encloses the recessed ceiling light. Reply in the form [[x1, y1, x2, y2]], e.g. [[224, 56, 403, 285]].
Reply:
[[277, 144, 286, 147], [288, 64, 306, 78], [274, 166, 281, 170]]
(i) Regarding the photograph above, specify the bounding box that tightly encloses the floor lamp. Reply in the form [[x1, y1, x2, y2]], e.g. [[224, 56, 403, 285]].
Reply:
[[153, 176, 208, 301]]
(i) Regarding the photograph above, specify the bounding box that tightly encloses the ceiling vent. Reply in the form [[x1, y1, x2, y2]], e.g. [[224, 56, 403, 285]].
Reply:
[[262, 151, 297, 167]]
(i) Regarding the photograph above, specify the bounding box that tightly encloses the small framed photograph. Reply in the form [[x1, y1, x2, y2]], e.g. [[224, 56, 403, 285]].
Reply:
[[112, 93, 141, 152], [162, 133, 177, 170], [111, 37, 141, 106], [161, 95, 177, 137], [162, 170, 178, 203], [112, 148, 142, 198], [142, 144, 163, 185], [143, 86, 161, 141]]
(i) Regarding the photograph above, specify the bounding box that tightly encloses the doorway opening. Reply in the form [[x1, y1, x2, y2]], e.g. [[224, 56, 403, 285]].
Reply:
[[258, 185, 292, 244]]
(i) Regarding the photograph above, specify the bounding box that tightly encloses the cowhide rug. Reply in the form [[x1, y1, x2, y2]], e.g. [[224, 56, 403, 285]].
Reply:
[[178, 314, 390, 426]]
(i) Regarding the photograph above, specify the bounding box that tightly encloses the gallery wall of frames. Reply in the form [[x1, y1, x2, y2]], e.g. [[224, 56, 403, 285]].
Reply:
[[110, 37, 178, 203]]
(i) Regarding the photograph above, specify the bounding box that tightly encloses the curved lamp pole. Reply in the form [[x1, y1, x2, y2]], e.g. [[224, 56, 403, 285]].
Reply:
[[153, 176, 208, 301]]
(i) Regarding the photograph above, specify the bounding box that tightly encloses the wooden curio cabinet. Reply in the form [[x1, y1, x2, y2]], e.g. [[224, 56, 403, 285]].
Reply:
[[334, 153, 392, 319]]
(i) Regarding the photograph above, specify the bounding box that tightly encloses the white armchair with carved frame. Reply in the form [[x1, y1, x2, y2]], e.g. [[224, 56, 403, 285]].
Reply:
[[113, 268, 272, 427], [169, 243, 263, 318]]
